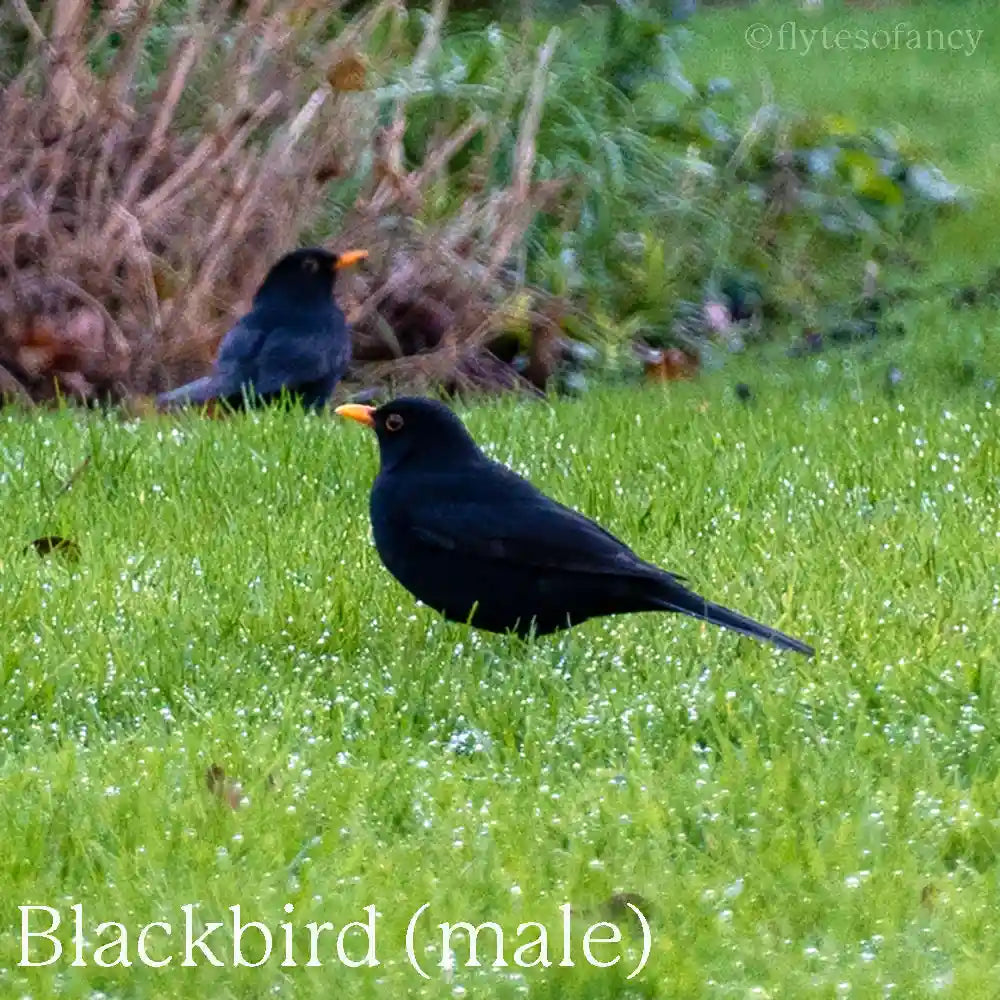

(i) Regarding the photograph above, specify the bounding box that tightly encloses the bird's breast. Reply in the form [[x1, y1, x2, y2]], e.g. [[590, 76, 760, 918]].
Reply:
[[369, 481, 414, 567]]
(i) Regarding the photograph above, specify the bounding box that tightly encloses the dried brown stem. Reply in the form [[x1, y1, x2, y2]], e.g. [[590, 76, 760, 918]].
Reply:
[[9, 0, 47, 48]]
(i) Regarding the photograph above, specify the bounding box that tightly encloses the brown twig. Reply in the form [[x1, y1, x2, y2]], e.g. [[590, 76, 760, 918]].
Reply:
[[485, 27, 559, 278], [9, 0, 47, 48]]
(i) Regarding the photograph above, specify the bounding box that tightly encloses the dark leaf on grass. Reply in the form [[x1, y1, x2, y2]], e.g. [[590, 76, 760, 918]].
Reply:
[[205, 764, 243, 811], [27, 535, 81, 560], [602, 891, 653, 930]]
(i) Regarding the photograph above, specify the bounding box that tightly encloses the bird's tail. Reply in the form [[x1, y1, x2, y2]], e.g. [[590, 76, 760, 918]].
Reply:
[[660, 587, 814, 657], [155, 376, 221, 411]]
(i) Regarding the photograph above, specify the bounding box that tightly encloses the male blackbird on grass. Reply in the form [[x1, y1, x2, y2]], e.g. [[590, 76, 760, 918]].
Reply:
[[156, 246, 367, 413], [336, 396, 814, 656]]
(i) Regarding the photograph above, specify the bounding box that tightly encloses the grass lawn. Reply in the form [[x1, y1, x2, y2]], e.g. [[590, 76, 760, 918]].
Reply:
[[681, 0, 1000, 285], [2, 2, 1000, 998], [2, 297, 998, 997]]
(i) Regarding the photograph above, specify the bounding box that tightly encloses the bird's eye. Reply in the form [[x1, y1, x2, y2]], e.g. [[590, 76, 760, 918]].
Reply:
[[385, 413, 404, 432], [302, 257, 319, 274]]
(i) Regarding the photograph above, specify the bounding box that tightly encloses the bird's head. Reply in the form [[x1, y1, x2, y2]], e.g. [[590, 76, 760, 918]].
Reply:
[[336, 396, 482, 473], [254, 246, 368, 306]]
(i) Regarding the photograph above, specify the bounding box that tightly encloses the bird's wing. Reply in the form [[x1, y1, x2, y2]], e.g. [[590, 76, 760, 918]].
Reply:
[[213, 317, 269, 389], [406, 473, 676, 582], [236, 319, 349, 397]]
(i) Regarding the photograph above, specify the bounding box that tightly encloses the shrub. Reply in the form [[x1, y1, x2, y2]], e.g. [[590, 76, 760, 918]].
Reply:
[[0, 0, 965, 406]]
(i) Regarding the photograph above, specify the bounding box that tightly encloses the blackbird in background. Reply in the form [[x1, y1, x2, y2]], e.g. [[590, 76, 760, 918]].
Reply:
[[156, 247, 367, 412], [336, 397, 814, 656]]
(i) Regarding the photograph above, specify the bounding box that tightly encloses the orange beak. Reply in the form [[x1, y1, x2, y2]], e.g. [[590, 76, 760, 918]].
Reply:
[[335, 403, 376, 427], [335, 249, 368, 269]]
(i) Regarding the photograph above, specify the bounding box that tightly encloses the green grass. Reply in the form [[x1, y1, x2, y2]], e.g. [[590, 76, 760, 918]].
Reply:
[[1, 292, 998, 997], [3, 1, 1000, 997], [681, 0, 1000, 284], [684, 0, 999, 183]]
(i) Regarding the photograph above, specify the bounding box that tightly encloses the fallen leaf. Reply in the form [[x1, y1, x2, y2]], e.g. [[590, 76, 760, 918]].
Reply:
[[603, 891, 653, 920], [26, 536, 81, 561], [205, 764, 244, 810]]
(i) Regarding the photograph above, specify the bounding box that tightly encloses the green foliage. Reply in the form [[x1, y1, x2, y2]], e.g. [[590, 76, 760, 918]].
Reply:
[[367, 1, 967, 366]]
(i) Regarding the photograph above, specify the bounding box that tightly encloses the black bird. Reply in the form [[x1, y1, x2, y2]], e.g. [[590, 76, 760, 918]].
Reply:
[[156, 246, 367, 412], [336, 397, 814, 656]]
